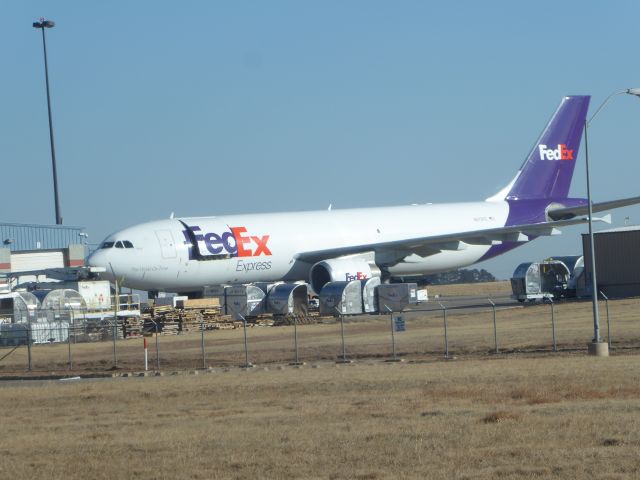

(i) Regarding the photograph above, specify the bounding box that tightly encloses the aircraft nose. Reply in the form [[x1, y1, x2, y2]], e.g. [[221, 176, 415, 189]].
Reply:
[[87, 249, 104, 268], [87, 250, 115, 281]]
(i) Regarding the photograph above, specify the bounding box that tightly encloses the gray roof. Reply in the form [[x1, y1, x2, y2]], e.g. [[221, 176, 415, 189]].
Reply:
[[0, 222, 86, 252], [590, 225, 640, 235]]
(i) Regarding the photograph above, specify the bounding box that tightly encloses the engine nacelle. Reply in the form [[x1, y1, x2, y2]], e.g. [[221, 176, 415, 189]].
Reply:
[[309, 258, 380, 294]]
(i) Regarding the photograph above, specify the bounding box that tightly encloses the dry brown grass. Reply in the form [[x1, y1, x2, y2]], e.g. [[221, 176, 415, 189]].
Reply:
[[1, 356, 640, 479], [1, 283, 640, 478], [427, 280, 512, 298]]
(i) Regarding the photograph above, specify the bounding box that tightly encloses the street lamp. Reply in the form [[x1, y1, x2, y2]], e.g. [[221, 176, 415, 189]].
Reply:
[[33, 18, 62, 225], [584, 88, 640, 355]]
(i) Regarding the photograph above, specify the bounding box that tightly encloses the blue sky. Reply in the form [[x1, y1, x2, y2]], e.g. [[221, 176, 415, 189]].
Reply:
[[2, 1, 640, 279]]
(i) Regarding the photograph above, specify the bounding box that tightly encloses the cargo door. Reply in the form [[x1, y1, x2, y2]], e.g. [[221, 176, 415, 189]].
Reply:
[[155, 230, 177, 259]]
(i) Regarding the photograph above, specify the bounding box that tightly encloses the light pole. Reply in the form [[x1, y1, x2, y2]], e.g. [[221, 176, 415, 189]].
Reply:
[[584, 88, 640, 354], [33, 18, 62, 225]]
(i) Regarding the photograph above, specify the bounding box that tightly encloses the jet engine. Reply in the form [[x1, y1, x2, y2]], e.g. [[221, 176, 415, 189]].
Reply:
[[309, 258, 380, 294]]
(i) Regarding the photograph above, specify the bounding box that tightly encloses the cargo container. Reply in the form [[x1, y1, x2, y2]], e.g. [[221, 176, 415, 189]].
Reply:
[[267, 283, 308, 315], [510, 260, 571, 302], [319, 281, 363, 316], [361, 277, 381, 313], [377, 283, 418, 312], [203, 285, 228, 311], [74, 281, 112, 310], [0, 291, 39, 324], [224, 285, 266, 318]]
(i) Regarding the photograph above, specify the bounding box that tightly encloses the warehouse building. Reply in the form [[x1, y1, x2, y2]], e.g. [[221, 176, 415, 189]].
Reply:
[[0, 222, 87, 289], [582, 226, 640, 298]]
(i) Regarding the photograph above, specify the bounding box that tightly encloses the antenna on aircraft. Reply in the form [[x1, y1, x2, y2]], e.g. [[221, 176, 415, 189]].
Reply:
[[327, 204, 332, 211], [170, 212, 174, 219]]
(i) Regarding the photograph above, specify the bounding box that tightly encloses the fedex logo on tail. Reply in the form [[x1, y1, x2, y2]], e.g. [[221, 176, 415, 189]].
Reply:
[[183, 225, 271, 260], [538, 144, 574, 161]]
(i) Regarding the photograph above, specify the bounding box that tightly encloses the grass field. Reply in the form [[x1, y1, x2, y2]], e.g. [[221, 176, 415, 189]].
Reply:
[[1, 282, 640, 478], [423, 279, 515, 298], [1, 355, 639, 479]]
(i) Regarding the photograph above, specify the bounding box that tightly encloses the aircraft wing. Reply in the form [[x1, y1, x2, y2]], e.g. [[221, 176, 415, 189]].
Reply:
[[547, 195, 640, 220], [295, 215, 610, 265]]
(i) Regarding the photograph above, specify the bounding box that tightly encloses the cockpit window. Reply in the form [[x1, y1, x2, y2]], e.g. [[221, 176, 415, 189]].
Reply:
[[104, 240, 134, 249]]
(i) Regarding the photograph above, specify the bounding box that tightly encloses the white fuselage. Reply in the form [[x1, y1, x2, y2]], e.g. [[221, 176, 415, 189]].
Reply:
[[88, 200, 510, 292]]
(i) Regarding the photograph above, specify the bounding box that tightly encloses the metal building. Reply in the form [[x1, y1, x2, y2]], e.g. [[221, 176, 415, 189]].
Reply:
[[582, 226, 640, 298], [0, 222, 87, 288]]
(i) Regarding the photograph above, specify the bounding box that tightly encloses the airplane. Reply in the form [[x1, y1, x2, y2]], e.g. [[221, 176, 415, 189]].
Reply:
[[88, 95, 640, 296]]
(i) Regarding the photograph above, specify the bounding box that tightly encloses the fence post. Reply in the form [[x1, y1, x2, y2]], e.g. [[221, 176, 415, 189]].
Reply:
[[113, 279, 119, 368], [384, 305, 400, 362], [155, 320, 160, 370], [234, 313, 252, 368], [200, 316, 206, 369], [335, 307, 351, 364], [600, 291, 611, 350], [144, 337, 148, 371], [546, 297, 557, 352], [112, 320, 118, 368], [67, 313, 73, 370], [488, 298, 498, 354], [26, 323, 32, 371], [438, 302, 449, 359], [290, 314, 303, 366]]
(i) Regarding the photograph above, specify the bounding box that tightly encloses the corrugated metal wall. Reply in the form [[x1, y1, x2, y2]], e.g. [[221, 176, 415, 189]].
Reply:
[[582, 229, 640, 298], [0, 223, 85, 252]]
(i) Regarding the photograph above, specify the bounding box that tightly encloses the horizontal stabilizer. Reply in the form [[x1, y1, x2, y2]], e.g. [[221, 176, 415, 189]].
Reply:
[[547, 195, 640, 220], [600, 213, 612, 224]]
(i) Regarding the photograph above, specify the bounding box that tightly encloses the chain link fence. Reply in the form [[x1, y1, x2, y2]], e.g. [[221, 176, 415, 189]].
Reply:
[[1, 295, 639, 374]]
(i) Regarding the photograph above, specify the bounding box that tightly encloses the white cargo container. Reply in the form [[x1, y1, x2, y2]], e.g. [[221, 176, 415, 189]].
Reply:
[[417, 288, 429, 302], [361, 277, 381, 313], [75, 281, 112, 310], [31, 321, 69, 344]]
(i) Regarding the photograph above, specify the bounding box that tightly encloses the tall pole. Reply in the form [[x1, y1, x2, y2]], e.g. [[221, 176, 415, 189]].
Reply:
[[112, 279, 118, 368], [581, 88, 640, 353], [33, 19, 62, 225], [584, 121, 601, 343]]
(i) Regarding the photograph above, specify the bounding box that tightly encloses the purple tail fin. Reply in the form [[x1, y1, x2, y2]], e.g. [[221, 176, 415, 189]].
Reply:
[[495, 96, 590, 201]]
